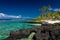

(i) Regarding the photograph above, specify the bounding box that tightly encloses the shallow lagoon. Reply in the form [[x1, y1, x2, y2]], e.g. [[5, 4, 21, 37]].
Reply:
[[0, 20, 35, 39]]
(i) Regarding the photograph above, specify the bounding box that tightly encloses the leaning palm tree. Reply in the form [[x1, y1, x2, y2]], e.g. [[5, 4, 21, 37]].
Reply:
[[40, 5, 51, 16], [19, 32, 36, 40]]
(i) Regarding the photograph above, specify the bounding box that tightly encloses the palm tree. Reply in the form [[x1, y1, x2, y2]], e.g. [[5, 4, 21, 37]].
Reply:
[[40, 5, 51, 16]]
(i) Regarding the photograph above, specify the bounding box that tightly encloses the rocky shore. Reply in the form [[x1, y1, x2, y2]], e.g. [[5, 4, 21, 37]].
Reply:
[[3, 23, 60, 40]]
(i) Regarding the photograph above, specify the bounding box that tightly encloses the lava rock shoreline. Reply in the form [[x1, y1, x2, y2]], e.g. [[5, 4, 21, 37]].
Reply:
[[3, 23, 60, 40]]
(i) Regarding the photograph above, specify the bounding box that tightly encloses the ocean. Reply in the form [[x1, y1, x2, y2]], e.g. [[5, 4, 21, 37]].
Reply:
[[0, 20, 34, 40]]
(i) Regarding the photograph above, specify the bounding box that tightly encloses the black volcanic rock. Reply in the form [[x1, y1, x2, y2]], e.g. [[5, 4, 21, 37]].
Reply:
[[3, 24, 60, 40]]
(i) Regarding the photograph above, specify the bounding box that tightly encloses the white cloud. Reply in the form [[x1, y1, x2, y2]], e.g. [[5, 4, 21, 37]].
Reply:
[[49, 8, 53, 10], [0, 13, 21, 19], [49, 8, 60, 11], [0, 13, 32, 19]]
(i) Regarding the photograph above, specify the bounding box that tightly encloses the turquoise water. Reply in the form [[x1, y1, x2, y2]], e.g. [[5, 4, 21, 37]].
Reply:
[[0, 20, 34, 39]]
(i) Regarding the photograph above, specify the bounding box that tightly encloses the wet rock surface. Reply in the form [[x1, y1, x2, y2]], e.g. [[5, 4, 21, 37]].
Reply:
[[3, 24, 60, 40]]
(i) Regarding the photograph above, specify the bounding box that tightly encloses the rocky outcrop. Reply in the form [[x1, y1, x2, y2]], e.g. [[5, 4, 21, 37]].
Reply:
[[3, 24, 60, 40]]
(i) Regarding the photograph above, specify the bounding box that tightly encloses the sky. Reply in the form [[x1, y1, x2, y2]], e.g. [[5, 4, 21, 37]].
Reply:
[[0, 0, 60, 19]]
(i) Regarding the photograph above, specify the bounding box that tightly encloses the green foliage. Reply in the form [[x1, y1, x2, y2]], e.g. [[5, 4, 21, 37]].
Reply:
[[33, 6, 60, 22], [40, 5, 50, 15], [46, 11, 60, 20]]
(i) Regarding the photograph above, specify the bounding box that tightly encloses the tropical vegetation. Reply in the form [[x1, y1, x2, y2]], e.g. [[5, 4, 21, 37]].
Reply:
[[33, 6, 60, 22]]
